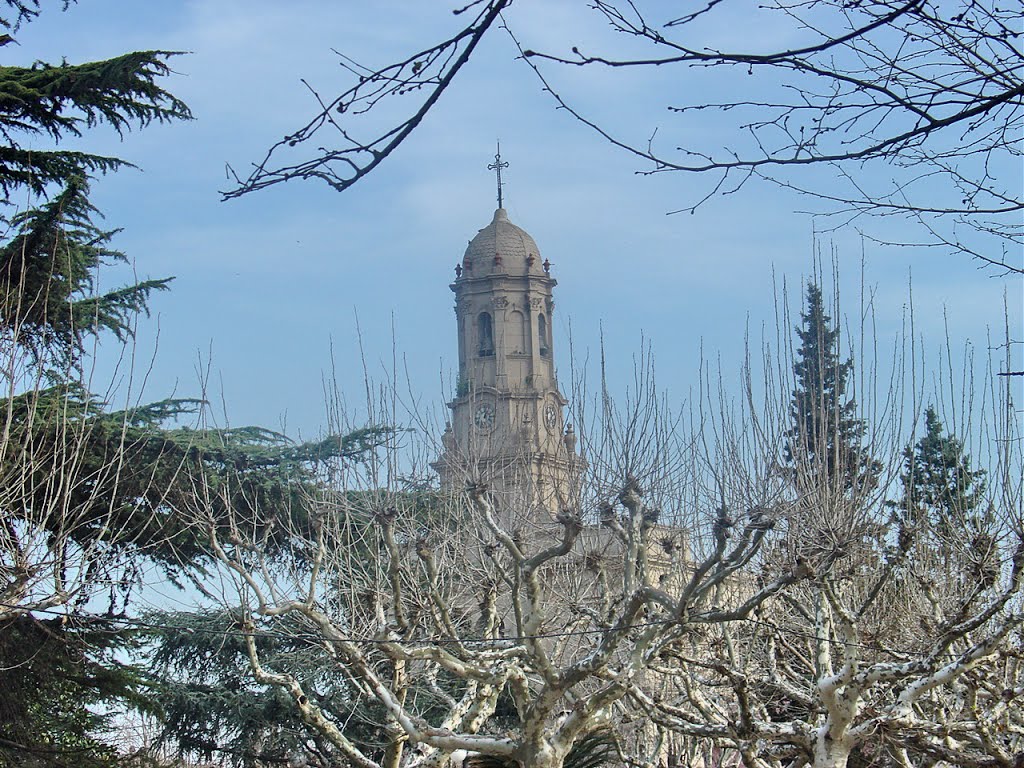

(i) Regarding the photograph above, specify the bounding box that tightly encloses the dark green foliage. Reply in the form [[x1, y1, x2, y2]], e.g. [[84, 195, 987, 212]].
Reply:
[[142, 488, 471, 767], [562, 729, 618, 768], [0, 384, 390, 765], [0, 6, 190, 199], [898, 406, 987, 527], [0, 7, 395, 766], [145, 611, 391, 768], [784, 283, 879, 491], [0, 0, 190, 367], [460, 730, 618, 768], [896, 406, 992, 574], [0, 2, 65, 32], [0, 613, 154, 768], [1, 382, 390, 577], [0, 177, 171, 365]]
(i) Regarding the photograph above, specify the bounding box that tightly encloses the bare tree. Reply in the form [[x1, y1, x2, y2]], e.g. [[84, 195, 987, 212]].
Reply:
[[634, 449, 1022, 768], [185, 354, 799, 768], [223, 0, 1022, 275], [183, 284, 1022, 768], [625, 290, 1023, 768]]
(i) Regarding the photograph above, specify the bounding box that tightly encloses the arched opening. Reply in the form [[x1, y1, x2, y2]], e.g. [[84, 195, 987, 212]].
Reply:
[[478, 312, 494, 356], [538, 313, 549, 357], [508, 310, 526, 353]]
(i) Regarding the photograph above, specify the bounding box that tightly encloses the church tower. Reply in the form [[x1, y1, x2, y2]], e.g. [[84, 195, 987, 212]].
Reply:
[[435, 202, 579, 517]]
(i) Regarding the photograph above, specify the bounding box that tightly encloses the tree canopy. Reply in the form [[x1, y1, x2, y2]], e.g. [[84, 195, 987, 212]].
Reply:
[[0, 5, 387, 765]]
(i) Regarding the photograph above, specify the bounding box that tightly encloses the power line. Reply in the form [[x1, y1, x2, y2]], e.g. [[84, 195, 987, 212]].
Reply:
[[0, 600, 992, 659]]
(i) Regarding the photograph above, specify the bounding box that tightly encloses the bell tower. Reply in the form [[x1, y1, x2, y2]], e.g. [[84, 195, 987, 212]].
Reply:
[[435, 188, 578, 516]]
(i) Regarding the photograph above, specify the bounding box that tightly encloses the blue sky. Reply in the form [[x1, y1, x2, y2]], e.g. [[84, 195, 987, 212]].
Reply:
[[14, 0, 1022, 442]]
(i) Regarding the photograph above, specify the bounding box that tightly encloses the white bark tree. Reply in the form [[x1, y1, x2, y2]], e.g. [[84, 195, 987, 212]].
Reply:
[[185, 289, 1021, 768], [623, 290, 1023, 768], [187, 355, 801, 768], [633, 484, 1023, 768]]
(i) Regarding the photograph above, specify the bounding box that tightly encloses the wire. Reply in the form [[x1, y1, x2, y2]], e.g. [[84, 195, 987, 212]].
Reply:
[[0, 599, 999, 659], [0, 600, 675, 646]]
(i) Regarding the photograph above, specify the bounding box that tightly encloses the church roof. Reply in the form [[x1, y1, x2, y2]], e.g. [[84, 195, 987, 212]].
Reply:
[[462, 208, 546, 277]]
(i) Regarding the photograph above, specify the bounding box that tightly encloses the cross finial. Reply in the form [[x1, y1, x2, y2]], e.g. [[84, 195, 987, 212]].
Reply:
[[487, 141, 509, 209]]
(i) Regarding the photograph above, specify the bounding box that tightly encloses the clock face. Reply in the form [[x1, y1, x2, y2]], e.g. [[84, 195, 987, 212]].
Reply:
[[474, 403, 495, 430], [544, 402, 559, 431]]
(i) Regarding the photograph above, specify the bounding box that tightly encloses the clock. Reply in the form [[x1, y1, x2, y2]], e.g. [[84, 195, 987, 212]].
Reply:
[[544, 402, 559, 432], [474, 403, 495, 430]]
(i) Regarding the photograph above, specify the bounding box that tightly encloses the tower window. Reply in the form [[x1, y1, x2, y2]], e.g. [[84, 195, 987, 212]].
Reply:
[[478, 312, 494, 356], [509, 310, 526, 353], [538, 313, 549, 357]]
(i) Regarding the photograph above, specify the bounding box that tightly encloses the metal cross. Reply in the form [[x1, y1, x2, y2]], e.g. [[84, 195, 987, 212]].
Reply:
[[487, 141, 509, 209]]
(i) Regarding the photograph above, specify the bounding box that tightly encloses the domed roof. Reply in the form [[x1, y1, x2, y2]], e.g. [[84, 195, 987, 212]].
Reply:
[[461, 208, 545, 277]]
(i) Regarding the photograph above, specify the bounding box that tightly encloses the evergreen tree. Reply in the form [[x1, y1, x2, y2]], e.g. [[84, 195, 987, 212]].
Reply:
[[0, 6, 385, 765], [784, 283, 878, 491], [0, 378, 390, 766], [146, 610, 392, 768], [0, 1, 190, 367], [897, 406, 989, 560], [0, 2, 189, 201], [0, 614, 155, 768], [0, 178, 172, 366]]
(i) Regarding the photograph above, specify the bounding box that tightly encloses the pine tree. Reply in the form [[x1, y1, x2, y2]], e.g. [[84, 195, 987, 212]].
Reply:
[[0, 1, 191, 366], [145, 610, 391, 768], [0, 382, 391, 766], [0, 178, 172, 365], [0, 614, 155, 768], [784, 283, 878, 492], [897, 406, 989, 565]]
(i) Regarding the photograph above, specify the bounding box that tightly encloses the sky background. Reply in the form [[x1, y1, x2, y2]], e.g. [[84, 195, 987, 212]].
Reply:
[[12, 0, 1022, 446]]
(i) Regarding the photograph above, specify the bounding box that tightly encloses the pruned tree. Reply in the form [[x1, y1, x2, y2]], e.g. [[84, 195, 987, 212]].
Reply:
[[182, 355, 802, 768], [620, 291, 1023, 768], [183, 283, 1023, 768], [636, 419, 1021, 768], [223, 0, 1022, 275], [143, 609, 391, 767]]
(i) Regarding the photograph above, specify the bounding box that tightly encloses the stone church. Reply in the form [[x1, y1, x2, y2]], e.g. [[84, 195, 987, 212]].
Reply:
[[434, 204, 581, 517]]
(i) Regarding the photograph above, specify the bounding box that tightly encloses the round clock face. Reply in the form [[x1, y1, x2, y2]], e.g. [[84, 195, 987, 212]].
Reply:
[[474, 403, 495, 430], [544, 402, 559, 431]]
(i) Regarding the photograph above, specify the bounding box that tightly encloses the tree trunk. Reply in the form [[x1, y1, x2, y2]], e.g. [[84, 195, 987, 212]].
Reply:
[[812, 736, 851, 768], [516, 738, 567, 768]]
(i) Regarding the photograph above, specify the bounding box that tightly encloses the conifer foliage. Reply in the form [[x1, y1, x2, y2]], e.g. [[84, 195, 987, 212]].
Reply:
[[0, 0, 190, 366], [896, 405, 994, 583], [0, 614, 154, 768], [784, 283, 878, 492], [0, 2, 189, 199], [899, 405, 987, 528], [0, 4, 190, 765], [0, 178, 172, 364]]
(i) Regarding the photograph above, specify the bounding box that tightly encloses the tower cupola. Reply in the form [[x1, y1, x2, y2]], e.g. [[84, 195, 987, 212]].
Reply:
[[460, 208, 547, 278]]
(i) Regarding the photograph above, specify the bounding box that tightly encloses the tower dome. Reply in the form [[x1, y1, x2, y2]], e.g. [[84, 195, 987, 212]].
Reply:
[[462, 208, 546, 277]]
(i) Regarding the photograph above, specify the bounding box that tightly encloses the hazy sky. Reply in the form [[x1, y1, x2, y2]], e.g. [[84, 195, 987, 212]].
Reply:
[[14, 0, 1022, 441]]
